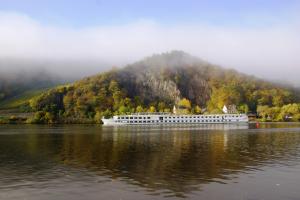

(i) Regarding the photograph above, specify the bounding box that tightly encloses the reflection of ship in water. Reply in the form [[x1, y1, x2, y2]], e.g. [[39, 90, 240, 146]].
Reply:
[[108, 123, 249, 133], [1, 125, 300, 197]]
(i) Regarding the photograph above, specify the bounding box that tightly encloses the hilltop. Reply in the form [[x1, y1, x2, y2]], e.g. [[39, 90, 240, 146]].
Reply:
[[2, 51, 300, 123]]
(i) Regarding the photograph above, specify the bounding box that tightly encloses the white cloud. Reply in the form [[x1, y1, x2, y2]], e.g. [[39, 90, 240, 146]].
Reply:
[[0, 11, 299, 85]]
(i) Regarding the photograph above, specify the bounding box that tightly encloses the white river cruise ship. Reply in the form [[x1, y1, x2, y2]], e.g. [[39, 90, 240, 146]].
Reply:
[[102, 112, 249, 125]]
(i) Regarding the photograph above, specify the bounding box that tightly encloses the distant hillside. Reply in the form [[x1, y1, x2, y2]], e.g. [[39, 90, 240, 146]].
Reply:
[[0, 71, 62, 109], [23, 51, 299, 123]]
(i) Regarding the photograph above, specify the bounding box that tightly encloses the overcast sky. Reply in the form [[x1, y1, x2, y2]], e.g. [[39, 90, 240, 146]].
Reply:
[[0, 0, 299, 85]]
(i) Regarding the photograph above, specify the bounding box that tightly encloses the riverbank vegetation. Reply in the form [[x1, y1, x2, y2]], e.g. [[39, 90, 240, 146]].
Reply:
[[257, 103, 300, 122]]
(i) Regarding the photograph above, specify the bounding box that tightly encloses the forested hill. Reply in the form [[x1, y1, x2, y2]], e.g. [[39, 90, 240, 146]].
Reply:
[[0, 71, 62, 109], [25, 51, 300, 123]]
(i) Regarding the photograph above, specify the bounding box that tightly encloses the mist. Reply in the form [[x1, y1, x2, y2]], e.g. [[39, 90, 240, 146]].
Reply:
[[0, 12, 299, 85]]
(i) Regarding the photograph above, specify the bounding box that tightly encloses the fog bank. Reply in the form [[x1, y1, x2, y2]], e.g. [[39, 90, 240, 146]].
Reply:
[[0, 12, 299, 85]]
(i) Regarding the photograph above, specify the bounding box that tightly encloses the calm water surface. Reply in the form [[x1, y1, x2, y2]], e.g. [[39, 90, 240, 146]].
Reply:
[[1, 123, 300, 200]]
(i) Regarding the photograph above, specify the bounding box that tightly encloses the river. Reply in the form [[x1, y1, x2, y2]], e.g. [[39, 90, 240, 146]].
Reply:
[[0, 123, 300, 200]]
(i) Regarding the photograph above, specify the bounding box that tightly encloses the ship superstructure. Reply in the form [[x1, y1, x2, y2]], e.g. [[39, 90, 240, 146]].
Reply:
[[102, 112, 248, 125]]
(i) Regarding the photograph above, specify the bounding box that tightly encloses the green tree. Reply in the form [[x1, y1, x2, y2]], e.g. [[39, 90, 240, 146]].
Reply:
[[238, 104, 249, 113], [207, 85, 241, 112], [136, 105, 144, 113], [148, 106, 156, 113], [177, 98, 192, 114], [158, 102, 166, 112], [192, 105, 202, 114], [257, 105, 271, 121], [94, 111, 102, 123], [118, 105, 131, 114], [102, 109, 113, 119], [178, 98, 191, 109]]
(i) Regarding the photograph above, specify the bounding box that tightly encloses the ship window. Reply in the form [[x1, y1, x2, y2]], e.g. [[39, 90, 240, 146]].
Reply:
[[130, 117, 133, 119], [134, 117, 137, 119], [147, 117, 150, 119], [159, 117, 163, 121], [139, 117, 142, 119]]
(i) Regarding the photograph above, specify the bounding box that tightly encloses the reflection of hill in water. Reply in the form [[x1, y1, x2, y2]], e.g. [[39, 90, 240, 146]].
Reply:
[[1, 125, 300, 196]]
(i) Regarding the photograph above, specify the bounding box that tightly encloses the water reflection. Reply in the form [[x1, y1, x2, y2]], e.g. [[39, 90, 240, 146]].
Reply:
[[0, 124, 300, 199]]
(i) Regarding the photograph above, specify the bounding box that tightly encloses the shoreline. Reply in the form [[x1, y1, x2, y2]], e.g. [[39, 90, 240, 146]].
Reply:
[[2, 120, 300, 125]]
